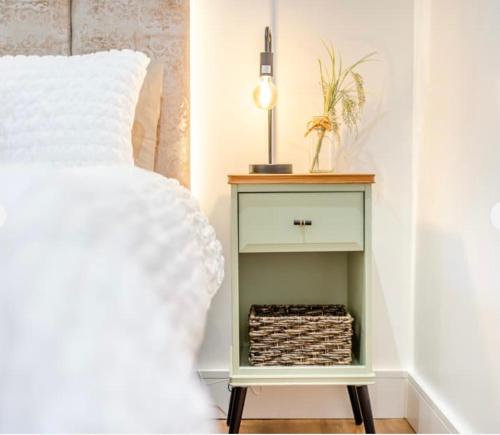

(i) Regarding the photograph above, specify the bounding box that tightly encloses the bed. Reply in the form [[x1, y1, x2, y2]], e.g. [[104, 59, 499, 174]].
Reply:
[[0, 1, 223, 432]]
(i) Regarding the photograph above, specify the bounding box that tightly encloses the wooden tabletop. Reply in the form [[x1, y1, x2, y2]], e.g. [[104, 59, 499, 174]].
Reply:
[[228, 173, 375, 185]]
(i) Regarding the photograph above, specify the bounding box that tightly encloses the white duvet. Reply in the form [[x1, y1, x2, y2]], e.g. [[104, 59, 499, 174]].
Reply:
[[0, 164, 224, 433]]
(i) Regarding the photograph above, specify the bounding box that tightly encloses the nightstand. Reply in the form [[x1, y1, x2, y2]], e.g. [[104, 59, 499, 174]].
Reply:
[[226, 174, 376, 434]]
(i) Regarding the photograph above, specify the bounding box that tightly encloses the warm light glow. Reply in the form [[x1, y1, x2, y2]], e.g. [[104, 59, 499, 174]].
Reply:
[[253, 76, 277, 109], [491, 203, 500, 229]]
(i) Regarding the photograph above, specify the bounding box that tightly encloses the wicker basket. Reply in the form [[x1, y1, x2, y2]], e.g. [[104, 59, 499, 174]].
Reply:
[[248, 304, 353, 366]]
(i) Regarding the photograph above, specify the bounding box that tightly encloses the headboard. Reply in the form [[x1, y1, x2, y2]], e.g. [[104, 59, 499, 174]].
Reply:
[[0, 0, 190, 187]]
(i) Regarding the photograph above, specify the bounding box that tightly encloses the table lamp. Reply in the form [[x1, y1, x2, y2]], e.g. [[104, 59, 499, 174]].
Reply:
[[249, 27, 292, 174]]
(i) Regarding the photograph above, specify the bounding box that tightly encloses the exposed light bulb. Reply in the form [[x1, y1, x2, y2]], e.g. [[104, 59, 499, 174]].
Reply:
[[253, 76, 277, 110]]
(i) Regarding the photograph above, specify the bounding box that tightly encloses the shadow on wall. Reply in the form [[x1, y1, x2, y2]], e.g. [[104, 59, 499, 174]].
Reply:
[[371, 260, 402, 368], [335, 101, 386, 178], [414, 223, 500, 432], [335, 90, 389, 210]]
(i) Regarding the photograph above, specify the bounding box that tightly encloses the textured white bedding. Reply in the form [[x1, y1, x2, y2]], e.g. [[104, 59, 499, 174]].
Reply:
[[0, 165, 224, 432]]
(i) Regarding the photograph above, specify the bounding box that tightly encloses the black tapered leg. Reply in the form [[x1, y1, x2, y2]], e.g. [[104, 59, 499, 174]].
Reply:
[[228, 387, 247, 434], [356, 385, 375, 434], [226, 387, 237, 426], [347, 385, 363, 425]]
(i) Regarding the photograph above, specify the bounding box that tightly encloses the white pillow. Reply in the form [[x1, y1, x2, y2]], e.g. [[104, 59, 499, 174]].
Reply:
[[0, 50, 150, 166]]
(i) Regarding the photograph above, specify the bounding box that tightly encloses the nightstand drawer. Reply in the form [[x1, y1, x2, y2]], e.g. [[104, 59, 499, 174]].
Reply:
[[238, 192, 364, 252]]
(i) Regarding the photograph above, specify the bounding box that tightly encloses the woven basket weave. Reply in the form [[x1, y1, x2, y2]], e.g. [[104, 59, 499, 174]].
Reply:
[[248, 304, 353, 366]]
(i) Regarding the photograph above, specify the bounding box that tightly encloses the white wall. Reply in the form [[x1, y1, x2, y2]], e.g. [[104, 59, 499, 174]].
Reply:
[[191, 1, 500, 429], [191, 0, 273, 370], [192, 0, 415, 374], [413, 0, 500, 432], [272, 0, 415, 372], [191, 1, 415, 417]]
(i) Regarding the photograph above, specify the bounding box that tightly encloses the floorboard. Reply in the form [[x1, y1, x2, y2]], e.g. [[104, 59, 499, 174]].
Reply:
[[215, 418, 415, 434]]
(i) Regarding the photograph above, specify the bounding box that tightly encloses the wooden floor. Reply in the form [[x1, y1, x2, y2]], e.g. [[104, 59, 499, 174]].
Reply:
[[215, 418, 415, 434]]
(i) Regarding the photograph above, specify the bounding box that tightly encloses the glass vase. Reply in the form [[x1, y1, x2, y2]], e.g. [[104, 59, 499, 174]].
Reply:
[[309, 126, 334, 173]]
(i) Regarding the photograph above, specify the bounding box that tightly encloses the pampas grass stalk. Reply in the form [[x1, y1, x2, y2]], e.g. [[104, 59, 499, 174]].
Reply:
[[307, 44, 376, 172]]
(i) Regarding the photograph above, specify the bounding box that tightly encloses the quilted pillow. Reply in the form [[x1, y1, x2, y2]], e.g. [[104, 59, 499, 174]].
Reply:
[[0, 50, 149, 166]]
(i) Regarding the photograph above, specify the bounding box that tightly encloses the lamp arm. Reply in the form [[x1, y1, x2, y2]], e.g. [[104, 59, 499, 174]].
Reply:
[[249, 26, 292, 174], [265, 26, 272, 52], [268, 109, 273, 164]]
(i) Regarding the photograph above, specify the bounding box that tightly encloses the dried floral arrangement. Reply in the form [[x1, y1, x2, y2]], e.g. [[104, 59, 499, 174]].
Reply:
[[306, 44, 376, 172]]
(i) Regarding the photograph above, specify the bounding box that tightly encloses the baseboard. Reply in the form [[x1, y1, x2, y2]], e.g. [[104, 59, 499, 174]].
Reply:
[[198, 369, 408, 420], [406, 374, 458, 434], [199, 369, 459, 433]]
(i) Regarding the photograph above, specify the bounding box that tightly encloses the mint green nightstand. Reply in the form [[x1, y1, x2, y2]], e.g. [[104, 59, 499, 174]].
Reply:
[[226, 174, 376, 434]]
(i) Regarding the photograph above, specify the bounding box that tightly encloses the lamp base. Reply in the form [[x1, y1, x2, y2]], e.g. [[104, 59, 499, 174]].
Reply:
[[249, 163, 293, 174]]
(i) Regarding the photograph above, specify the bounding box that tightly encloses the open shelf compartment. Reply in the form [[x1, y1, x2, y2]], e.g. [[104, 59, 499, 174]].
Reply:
[[235, 251, 368, 374]]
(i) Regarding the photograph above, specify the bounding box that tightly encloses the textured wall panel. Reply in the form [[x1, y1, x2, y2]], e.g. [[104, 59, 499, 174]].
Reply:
[[0, 0, 71, 55]]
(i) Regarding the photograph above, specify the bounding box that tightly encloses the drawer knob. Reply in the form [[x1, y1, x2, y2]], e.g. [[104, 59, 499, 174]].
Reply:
[[293, 219, 312, 226]]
